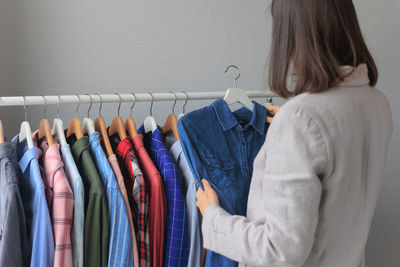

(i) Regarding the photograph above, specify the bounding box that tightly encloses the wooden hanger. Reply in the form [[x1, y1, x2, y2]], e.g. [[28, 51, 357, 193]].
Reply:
[[162, 92, 179, 140], [66, 94, 83, 140], [94, 93, 114, 157], [0, 120, 4, 143], [143, 92, 158, 133], [109, 93, 127, 140], [19, 96, 34, 149], [37, 95, 54, 146], [223, 65, 254, 112], [125, 92, 138, 138]]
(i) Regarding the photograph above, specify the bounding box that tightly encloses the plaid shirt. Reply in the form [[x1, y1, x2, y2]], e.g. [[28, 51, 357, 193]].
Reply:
[[112, 135, 150, 267], [36, 136, 74, 267], [138, 126, 189, 267]]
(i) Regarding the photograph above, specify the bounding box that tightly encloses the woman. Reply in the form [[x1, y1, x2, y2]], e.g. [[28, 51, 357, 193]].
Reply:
[[196, 0, 393, 266]]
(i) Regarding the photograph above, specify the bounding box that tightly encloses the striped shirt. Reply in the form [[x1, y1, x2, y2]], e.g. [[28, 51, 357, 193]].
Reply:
[[111, 136, 150, 267], [138, 126, 189, 267], [89, 132, 134, 267], [61, 144, 85, 267], [37, 139, 74, 267]]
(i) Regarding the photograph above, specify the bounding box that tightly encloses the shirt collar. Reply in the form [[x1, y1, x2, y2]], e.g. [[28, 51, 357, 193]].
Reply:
[[169, 140, 183, 162], [0, 142, 15, 160], [338, 64, 370, 87], [70, 136, 90, 159], [212, 99, 266, 134]]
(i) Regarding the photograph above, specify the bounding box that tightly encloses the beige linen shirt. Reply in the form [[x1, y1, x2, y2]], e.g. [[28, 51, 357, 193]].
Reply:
[[202, 64, 393, 267]]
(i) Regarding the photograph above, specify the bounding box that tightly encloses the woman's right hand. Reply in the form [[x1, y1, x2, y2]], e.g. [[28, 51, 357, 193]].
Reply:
[[265, 105, 281, 123]]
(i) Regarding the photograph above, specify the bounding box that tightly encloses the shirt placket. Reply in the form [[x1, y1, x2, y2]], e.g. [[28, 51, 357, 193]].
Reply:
[[235, 126, 249, 177]]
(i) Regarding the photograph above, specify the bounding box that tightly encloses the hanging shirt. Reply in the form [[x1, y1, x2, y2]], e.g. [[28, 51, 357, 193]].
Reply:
[[61, 144, 85, 267], [177, 100, 268, 267], [88, 132, 134, 267], [109, 134, 150, 267], [164, 132, 204, 267], [131, 134, 167, 267], [138, 126, 189, 267], [0, 142, 29, 267], [66, 135, 109, 267], [11, 135, 55, 267], [108, 154, 140, 267], [36, 136, 74, 267]]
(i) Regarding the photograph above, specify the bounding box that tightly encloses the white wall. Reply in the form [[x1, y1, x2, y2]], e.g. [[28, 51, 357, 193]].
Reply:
[[0, 1, 398, 266]]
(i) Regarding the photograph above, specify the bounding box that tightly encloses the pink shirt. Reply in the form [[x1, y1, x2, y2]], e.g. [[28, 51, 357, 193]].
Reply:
[[35, 134, 74, 267], [108, 154, 140, 267]]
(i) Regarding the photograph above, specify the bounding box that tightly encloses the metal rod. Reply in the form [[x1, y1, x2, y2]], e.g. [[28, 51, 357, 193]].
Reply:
[[0, 90, 277, 107]]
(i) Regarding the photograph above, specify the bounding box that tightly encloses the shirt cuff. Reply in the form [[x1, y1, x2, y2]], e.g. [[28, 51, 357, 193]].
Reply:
[[202, 203, 229, 250]]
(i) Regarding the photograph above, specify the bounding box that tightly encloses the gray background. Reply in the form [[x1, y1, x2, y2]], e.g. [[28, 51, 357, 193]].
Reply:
[[0, 0, 398, 266]]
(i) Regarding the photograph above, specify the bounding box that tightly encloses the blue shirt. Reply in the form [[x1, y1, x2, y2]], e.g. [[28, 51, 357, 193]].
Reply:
[[165, 133, 204, 267], [11, 135, 55, 267], [138, 126, 189, 267], [177, 100, 268, 267], [89, 132, 134, 267], [61, 144, 85, 267]]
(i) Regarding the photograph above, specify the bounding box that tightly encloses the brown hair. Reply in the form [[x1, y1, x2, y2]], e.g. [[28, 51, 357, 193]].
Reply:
[[268, 0, 378, 98]]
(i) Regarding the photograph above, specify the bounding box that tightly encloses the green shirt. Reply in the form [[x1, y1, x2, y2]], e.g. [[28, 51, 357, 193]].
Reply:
[[68, 135, 109, 267]]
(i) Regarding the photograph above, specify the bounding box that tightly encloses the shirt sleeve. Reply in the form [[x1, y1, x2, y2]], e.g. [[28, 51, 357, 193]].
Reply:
[[201, 106, 329, 266]]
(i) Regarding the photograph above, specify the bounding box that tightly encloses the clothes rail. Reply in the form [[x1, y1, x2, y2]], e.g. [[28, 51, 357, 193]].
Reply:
[[0, 90, 277, 107]]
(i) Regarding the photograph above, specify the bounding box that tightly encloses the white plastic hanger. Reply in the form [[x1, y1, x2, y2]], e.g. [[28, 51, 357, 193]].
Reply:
[[82, 94, 95, 135], [223, 65, 254, 112], [177, 91, 188, 120], [51, 96, 67, 146], [19, 96, 34, 149], [143, 92, 158, 133]]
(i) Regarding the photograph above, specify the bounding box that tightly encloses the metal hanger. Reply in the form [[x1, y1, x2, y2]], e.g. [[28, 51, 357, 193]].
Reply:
[[19, 96, 34, 148], [51, 95, 67, 146], [223, 65, 254, 112], [38, 95, 54, 146], [66, 94, 84, 140], [109, 93, 127, 140], [178, 91, 188, 119], [82, 94, 95, 135], [125, 92, 138, 138], [162, 91, 179, 140], [143, 91, 158, 133], [94, 93, 114, 157]]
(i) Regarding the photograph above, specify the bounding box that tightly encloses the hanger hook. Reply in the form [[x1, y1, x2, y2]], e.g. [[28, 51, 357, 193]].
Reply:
[[95, 93, 102, 117], [41, 94, 47, 118], [115, 93, 122, 117], [224, 64, 241, 88], [148, 92, 154, 116], [57, 95, 61, 118], [169, 91, 177, 114], [130, 92, 136, 117], [22, 96, 28, 121], [75, 94, 81, 114], [85, 94, 92, 118], [181, 91, 189, 114]]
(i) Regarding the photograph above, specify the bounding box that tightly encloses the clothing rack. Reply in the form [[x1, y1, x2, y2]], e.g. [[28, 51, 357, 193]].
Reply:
[[0, 90, 276, 107]]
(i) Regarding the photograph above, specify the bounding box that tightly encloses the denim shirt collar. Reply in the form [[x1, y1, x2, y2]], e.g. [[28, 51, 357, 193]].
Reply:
[[211, 99, 266, 135]]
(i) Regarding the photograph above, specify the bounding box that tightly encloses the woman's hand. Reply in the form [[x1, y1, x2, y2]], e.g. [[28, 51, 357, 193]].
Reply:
[[196, 179, 219, 216], [265, 105, 281, 123]]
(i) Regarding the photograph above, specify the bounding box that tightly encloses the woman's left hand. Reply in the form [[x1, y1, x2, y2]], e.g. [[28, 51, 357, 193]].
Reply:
[[196, 179, 219, 215]]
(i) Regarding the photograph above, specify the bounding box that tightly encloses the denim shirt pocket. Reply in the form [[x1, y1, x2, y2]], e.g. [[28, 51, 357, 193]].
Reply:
[[202, 153, 238, 189]]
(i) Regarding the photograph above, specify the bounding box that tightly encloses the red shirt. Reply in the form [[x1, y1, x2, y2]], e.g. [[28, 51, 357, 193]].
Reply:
[[131, 134, 167, 267]]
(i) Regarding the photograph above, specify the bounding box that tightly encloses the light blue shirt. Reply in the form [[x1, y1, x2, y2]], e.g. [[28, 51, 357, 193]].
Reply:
[[165, 134, 204, 267], [89, 132, 133, 267], [11, 135, 55, 267], [61, 144, 85, 267]]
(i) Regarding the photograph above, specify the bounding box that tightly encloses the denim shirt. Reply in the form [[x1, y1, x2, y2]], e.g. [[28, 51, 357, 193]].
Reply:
[[177, 99, 269, 267]]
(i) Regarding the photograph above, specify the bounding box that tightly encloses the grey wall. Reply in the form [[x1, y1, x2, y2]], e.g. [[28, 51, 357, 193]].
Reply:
[[0, 0, 398, 266]]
